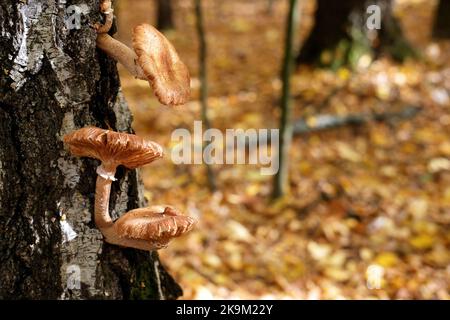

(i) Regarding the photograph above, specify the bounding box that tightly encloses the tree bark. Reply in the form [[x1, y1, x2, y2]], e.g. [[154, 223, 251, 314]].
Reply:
[[296, 0, 416, 68], [157, 0, 175, 31], [433, 0, 450, 39], [0, 1, 182, 300]]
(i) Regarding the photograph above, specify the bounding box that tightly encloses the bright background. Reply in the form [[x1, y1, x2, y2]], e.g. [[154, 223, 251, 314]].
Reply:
[[116, 0, 449, 299]]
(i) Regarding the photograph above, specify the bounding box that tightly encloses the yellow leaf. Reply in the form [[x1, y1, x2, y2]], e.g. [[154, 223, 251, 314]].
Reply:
[[324, 267, 350, 282], [227, 252, 243, 271], [360, 248, 373, 261], [203, 253, 222, 268], [425, 245, 449, 267], [326, 251, 347, 267], [337, 68, 351, 81], [245, 183, 260, 196], [371, 129, 390, 146], [408, 199, 428, 219], [230, 18, 251, 33], [224, 220, 253, 242], [410, 234, 434, 250], [444, 187, 450, 205], [412, 220, 437, 235], [376, 84, 391, 100], [375, 252, 399, 267], [307, 241, 331, 261], [336, 142, 362, 162], [439, 141, 450, 156], [380, 165, 397, 177], [298, 161, 312, 175], [428, 157, 450, 173]]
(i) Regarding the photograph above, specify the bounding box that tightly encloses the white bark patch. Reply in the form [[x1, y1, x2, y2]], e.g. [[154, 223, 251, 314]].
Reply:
[[59, 192, 104, 299], [57, 111, 80, 188], [59, 111, 76, 137], [9, 0, 89, 106], [9, 1, 44, 89]]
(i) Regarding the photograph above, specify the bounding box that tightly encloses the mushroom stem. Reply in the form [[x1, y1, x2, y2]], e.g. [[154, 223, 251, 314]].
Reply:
[[94, 164, 118, 230], [94, 175, 114, 229], [94, 165, 168, 251], [96, 34, 147, 80]]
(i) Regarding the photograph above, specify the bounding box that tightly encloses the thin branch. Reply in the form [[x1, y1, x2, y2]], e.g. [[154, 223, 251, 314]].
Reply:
[[292, 105, 421, 134]]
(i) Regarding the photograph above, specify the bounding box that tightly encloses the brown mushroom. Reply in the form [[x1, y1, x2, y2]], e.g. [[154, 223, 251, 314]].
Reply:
[[64, 127, 196, 251], [64, 126, 162, 227], [114, 206, 196, 249], [133, 24, 191, 106], [95, 0, 190, 106]]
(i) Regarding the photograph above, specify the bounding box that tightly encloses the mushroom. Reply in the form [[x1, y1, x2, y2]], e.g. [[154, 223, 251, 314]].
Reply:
[[95, 0, 190, 106], [114, 206, 196, 249], [64, 126, 196, 251]]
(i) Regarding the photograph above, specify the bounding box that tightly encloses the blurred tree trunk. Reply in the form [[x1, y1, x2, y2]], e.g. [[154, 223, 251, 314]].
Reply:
[[266, 0, 276, 15], [157, 0, 175, 31], [273, 0, 299, 198], [195, 0, 216, 191], [0, 1, 181, 300], [433, 0, 450, 39], [297, 0, 416, 68]]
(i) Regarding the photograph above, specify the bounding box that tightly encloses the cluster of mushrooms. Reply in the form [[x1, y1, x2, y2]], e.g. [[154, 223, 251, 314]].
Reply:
[[63, 0, 195, 251]]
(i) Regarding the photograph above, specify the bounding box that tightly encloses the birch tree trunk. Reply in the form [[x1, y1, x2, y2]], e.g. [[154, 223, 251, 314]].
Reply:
[[157, 0, 174, 30], [0, 0, 182, 300]]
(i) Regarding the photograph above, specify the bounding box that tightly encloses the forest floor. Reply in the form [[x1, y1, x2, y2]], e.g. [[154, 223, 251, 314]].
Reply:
[[118, 0, 449, 299]]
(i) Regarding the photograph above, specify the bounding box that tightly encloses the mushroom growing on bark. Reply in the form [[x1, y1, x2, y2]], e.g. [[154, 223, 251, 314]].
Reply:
[[115, 206, 196, 249], [95, 0, 190, 106], [64, 127, 196, 251]]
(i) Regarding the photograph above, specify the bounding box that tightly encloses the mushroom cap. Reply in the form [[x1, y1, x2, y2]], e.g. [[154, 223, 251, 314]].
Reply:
[[132, 24, 191, 106], [114, 206, 196, 244], [63, 127, 163, 169]]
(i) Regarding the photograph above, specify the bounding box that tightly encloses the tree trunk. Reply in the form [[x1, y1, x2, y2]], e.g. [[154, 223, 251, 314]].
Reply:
[[0, 1, 182, 300], [296, 0, 416, 68], [273, 0, 299, 198], [157, 0, 175, 31], [433, 0, 450, 39], [195, 0, 216, 191], [266, 0, 276, 15]]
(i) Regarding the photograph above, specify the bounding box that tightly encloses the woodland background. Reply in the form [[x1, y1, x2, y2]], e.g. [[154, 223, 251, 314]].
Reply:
[[115, 0, 450, 299], [0, 0, 442, 299]]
